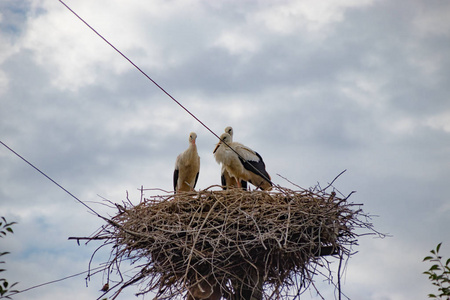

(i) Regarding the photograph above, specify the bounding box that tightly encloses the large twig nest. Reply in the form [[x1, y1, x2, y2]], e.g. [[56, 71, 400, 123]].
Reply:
[[85, 185, 378, 299]]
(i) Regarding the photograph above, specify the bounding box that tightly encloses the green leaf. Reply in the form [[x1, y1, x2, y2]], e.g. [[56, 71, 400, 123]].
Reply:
[[428, 294, 436, 298], [424, 256, 434, 261], [430, 265, 441, 271], [437, 242, 442, 254], [446, 258, 450, 266], [5, 228, 13, 234]]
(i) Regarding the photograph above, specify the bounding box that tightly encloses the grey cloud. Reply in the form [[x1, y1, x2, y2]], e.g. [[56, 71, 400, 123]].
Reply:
[[2, 1, 450, 299]]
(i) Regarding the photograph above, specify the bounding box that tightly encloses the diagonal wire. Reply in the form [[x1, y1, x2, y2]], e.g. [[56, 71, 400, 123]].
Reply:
[[58, 0, 274, 187], [0, 140, 105, 219], [58, 0, 220, 141], [7, 266, 105, 297]]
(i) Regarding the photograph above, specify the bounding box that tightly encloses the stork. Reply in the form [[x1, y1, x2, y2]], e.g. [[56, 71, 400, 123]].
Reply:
[[221, 127, 248, 190], [213, 133, 272, 191], [173, 132, 200, 193]]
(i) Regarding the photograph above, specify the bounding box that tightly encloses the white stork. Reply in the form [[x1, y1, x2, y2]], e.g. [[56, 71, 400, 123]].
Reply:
[[220, 127, 248, 190], [173, 132, 200, 193], [213, 133, 272, 191]]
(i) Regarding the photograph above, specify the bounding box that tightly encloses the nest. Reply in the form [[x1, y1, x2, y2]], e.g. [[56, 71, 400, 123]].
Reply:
[[80, 184, 378, 300]]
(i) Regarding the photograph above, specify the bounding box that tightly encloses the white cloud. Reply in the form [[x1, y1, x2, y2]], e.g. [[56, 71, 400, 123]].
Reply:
[[213, 31, 260, 55], [20, 8, 116, 90], [2, 0, 450, 299], [252, 0, 374, 36], [386, 116, 419, 135], [424, 111, 450, 133], [338, 71, 388, 109]]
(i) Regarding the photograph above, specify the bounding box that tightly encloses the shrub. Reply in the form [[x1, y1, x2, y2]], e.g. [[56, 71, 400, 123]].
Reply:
[[423, 243, 450, 299], [0, 217, 19, 299]]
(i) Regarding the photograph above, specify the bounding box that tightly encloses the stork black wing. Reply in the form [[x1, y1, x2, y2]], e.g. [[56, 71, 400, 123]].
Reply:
[[239, 152, 271, 184], [173, 169, 179, 192], [221, 173, 227, 190], [193, 172, 199, 189]]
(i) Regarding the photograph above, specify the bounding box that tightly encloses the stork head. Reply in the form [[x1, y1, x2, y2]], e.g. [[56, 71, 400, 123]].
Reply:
[[189, 132, 197, 145], [213, 133, 231, 153], [224, 126, 233, 138]]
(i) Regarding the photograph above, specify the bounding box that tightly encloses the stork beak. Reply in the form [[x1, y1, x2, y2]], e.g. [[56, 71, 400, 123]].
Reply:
[[213, 141, 222, 153]]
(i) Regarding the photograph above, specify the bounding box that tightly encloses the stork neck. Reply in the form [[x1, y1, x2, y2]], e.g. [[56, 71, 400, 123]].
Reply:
[[187, 143, 197, 156]]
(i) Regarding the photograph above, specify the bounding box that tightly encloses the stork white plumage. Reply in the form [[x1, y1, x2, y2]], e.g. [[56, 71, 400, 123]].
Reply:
[[224, 126, 233, 137], [220, 126, 248, 190], [213, 132, 272, 191], [173, 132, 200, 193]]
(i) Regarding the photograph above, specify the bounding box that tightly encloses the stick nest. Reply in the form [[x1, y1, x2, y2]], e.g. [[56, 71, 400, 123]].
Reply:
[[86, 185, 377, 299]]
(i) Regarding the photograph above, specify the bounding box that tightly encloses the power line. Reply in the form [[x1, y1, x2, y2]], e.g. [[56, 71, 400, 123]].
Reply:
[[58, 0, 274, 187], [0, 139, 111, 294], [0, 140, 104, 219], [7, 266, 105, 297], [0, 3, 277, 294], [58, 0, 221, 142]]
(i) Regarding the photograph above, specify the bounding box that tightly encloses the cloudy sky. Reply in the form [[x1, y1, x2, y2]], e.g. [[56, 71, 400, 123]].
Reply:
[[1, 0, 450, 299]]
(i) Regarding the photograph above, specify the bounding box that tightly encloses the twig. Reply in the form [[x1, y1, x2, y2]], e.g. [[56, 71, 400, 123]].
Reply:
[[73, 181, 380, 299]]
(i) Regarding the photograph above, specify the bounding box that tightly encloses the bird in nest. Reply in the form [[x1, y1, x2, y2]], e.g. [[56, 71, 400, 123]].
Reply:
[[173, 132, 200, 193], [220, 126, 248, 190], [213, 132, 272, 191]]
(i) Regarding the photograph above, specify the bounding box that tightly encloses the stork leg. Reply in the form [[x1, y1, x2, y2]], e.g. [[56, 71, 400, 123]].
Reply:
[[236, 179, 242, 189]]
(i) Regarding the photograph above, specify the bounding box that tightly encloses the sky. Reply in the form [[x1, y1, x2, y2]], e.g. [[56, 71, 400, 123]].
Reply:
[[1, 0, 450, 299]]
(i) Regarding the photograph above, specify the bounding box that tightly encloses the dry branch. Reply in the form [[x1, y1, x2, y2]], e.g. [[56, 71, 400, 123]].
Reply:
[[74, 184, 380, 299]]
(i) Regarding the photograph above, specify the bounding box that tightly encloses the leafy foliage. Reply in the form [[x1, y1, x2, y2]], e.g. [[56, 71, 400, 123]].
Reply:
[[0, 217, 19, 299], [424, 243, 450, 299]]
